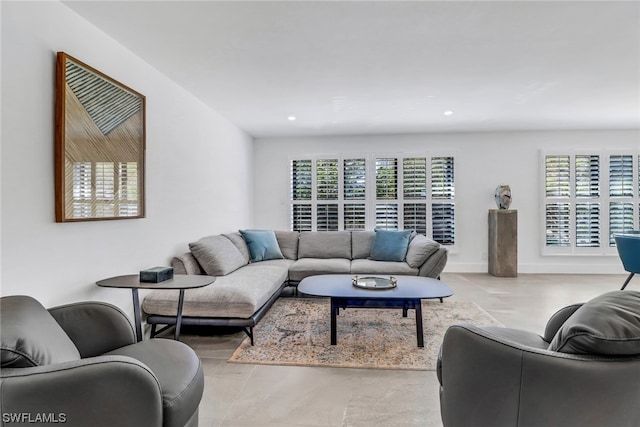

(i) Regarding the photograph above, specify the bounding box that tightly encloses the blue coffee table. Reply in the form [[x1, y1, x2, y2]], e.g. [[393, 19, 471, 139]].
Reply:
[[298, 274, 454, 347]]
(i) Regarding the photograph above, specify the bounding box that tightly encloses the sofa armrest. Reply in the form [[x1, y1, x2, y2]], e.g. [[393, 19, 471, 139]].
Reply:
[[172, 252, 205, 275], [0, 356, 163, 427], [48, 302, 136, 357], [418, 246, 448, 278]]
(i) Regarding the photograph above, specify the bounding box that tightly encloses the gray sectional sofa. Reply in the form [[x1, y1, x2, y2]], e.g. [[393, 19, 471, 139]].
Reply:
[[142, 230, 448, 344]]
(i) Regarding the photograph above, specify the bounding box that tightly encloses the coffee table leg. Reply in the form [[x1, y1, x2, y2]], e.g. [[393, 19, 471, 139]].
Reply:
[[175, 289, 186, 341], [415, 299, 424, 348], [330, 298, 338, 345], [131, 289, 142, 342]]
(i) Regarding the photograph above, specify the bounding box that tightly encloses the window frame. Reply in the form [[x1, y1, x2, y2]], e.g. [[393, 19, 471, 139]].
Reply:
[[290, 152, 456, 247]]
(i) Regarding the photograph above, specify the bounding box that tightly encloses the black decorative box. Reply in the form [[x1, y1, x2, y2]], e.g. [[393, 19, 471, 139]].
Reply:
[[140, 266, 174, 283]]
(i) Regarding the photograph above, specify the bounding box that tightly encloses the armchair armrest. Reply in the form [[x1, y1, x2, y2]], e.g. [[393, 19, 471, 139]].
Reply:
[[439, 324, 640, 427], [48, 302, 136, 357], [0, 355, 163, 427]]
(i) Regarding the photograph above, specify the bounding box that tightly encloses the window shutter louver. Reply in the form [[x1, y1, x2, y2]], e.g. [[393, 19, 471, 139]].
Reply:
[[432, 203, 455, 245], [344, 203, 366, 230], [403, 157, 427, 199], [317, 204, 339, 231], [575, 155, 599, 198], [403, 203, 427, 235], [72, 162, 92, 218], [545, 155, 570, 197], [344, 158, 366, 200], [431, 157, 455, 199], [292, 204, 312, 232], [575, 203, 600, 247], [376, 158, 398, 200], [376, 204, 398, 230], [609, 202, 634, 245], [609, 155, 633, 197], [291, 160, 312, 201], [545, 203, 571, 247], [316, 159, 339, 200]]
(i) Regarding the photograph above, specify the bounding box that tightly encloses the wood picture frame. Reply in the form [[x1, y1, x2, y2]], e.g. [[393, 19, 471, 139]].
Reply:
[[55, 52, 146, 222]]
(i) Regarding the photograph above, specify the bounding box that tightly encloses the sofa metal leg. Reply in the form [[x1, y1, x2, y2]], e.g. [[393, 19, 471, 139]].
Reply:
[[243, 327, 254, 346]]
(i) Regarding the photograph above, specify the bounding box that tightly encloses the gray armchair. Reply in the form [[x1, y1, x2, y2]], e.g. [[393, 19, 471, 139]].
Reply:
[[438, 290, 640, 427], [1, 295, 204, 427]]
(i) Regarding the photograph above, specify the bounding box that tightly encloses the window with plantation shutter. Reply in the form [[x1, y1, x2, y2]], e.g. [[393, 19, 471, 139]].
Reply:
[[543, 151, 639, 255], [290, 153, 455, 245]]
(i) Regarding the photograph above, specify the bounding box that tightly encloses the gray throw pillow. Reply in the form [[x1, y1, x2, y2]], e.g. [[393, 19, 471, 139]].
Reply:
[[405, 235, 441, 268], [548, 290, 640, 355], [189, 235, 247, 276]]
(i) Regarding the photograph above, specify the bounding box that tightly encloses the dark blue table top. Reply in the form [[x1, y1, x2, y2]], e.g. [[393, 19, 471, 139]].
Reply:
[[298, 274, 453, 300]]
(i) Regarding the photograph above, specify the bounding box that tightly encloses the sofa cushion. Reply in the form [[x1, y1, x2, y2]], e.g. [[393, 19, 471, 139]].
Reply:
[[352, 231, 375, 259], [143, 265, 288, 319], [369, 229, 412, 262], [298, 231, 352, 259], [222, 232, 251, 263], [275, 231, 300, 260], [351, 259, 418, 276], [189, 235, 247, 276], [548, 290, 640, 355], [1, 295, 80, 368], [406, 235, 441, 268], [240, 230, 285, 262], [289, 258, 351, 282]]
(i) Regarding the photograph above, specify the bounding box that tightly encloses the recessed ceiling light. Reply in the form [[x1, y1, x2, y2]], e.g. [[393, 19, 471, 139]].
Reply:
[[288, 115, 296, 121], [443, 110, 454, 116]]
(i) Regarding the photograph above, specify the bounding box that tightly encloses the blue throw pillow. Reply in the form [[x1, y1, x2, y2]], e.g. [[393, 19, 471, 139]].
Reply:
[[369, 229, 412, 262], [239, 230, 284, 262]]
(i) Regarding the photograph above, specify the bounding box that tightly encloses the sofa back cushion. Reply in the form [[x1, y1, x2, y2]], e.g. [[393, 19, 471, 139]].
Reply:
[[548, 290, 640, 355], [352, 231, 375, 259], [222, 232, 251, 263], [189, 235, 247, 276], [275, 231, 300, 260], [1, 295, 81, 368], [298, 231, 352, 259]]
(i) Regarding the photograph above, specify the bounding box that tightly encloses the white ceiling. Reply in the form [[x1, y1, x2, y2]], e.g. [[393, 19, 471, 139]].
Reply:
[[64, 1, 640, 138]]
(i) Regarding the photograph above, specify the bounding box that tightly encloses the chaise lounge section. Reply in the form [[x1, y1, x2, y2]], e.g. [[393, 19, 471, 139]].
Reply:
[[142, 230, 448, 343]]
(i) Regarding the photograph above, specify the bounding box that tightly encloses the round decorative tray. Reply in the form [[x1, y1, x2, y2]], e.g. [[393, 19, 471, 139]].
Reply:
[[352, 276, 397, 290]]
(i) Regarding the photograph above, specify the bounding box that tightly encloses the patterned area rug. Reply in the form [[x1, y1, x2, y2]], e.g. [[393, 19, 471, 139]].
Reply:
[[228, 298, 502, 371]]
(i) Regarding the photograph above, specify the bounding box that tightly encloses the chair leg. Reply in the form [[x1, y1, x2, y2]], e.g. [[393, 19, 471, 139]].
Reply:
[[621, 272, 635, 290]]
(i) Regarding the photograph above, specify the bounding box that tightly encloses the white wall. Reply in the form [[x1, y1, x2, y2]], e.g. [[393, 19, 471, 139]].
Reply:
[[253, 130, 639, 274], [0, 2, 254, 316]]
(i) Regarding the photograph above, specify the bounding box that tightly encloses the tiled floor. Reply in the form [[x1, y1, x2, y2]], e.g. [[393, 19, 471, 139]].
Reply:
[[177, 273, 624, 427]]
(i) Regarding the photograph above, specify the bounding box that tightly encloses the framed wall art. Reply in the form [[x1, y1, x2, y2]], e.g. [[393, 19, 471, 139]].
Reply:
[[55, 52, 146, 222]]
